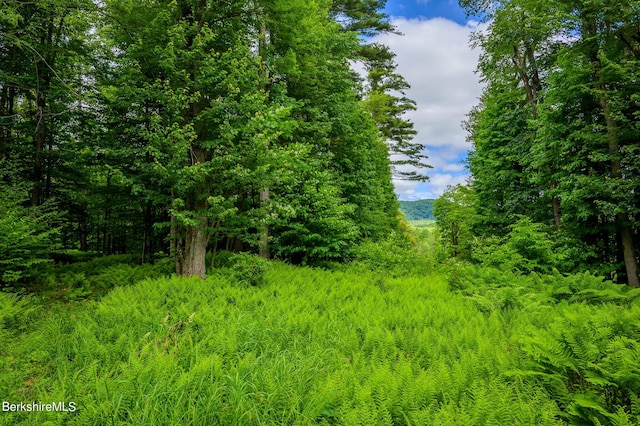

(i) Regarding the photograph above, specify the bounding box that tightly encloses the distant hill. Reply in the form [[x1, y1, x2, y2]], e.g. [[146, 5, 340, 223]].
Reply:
[[399, 199, 435, 221]]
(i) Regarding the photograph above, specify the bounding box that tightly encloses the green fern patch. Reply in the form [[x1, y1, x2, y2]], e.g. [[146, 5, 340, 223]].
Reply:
[[446, 262, 640, 425], [5, 256, 637, 425], [1, 263, 566, 425]]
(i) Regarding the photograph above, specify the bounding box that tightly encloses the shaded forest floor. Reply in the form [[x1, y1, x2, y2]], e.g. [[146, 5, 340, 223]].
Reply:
[[1, 231, 639, 425]]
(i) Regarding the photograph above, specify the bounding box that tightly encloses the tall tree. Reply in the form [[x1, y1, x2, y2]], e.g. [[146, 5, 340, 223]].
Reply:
[[0, 0, 104, 255], [544, 0, 640, 286], [1, 0, 408, 273], [464, 0, 560, 233], [0, 1, 93, 205], [361, 43, 431, 182], [460, 0, 640, 285], [261, 0, 403, 244], [104, 0, 298, 278]]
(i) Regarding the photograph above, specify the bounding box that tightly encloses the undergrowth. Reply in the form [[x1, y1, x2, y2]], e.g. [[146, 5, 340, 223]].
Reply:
[[348, 229, 440, 277], [447, 263, 640, 425], [31, 254, 173, 300], [2, 239, 638, 425], [1, 263, 562, 425]]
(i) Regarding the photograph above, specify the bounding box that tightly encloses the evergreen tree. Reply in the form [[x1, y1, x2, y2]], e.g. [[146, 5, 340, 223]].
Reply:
[[1, 0, 407, 275], [361, 43, 431, 182]]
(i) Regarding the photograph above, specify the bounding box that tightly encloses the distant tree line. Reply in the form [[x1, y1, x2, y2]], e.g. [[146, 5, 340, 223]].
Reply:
[[399, 199, 435, 221]]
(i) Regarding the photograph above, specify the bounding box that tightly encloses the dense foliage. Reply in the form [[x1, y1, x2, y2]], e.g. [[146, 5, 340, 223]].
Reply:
[[2, 243, 639, 425], [0, 0, 416, 281], [3, 1, 640, 424], [0, 163, 60, 286], [455, 0, 640, 287], [0, 258, 558, 425], [448, 264, 640, 424]]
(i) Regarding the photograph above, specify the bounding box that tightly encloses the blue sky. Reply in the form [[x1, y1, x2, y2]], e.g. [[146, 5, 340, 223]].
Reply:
[[374, 0, 485, 200], [385, 0, 471, 25]]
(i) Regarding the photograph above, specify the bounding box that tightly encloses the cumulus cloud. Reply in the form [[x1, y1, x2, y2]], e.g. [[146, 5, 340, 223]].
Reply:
[[370, 17, 486, 199], [394, 173, 469, 201]]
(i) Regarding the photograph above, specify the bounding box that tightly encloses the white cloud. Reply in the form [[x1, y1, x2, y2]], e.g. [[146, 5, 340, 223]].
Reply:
[[371, 17, 486, 200], [428, 172, 469, 193], [393, 179, 419, 197], [394, 173, 469, 201], [441, 163, 466, 173]]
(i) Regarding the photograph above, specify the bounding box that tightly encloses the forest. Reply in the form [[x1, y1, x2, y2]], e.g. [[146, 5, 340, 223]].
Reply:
[[1, 0, 427, 280], [1, 0, 640, 425], [398, 200, 435, 221]]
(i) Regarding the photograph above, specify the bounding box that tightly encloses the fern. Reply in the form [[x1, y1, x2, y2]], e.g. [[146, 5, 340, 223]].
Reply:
[[516, 303, 640, 424], [0, 262, 587, 425]]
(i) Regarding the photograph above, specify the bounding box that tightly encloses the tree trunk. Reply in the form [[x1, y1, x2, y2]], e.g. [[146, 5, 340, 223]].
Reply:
[[550, 182, 561, 229], [79, 200, 88, 251], [591, 43, 639, 287], [619, 216, 639, 287], [1, 42, 18, 161], [45, 134, 53, 199], [171, 213, 182, 275], [31, 20, 56, 206], [0, 84, 8, 161], [180, 143, 210, 278], [259, 186, 270, 259], [258, 19, 271, 259], [142, 200, 154, 264], [182, 213, 208, 279], [514, 43, 561, 228], [31, 88, 46, 206], [551, 197, 561, 229], [512, 45, 536, 118], [597, 88, 639, 287], [103, 173, 112, 254], [79, 222, 88, 251]]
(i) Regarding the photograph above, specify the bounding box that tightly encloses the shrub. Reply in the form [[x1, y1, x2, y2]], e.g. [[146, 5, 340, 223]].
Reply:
[[470, 217, 561, 274], [36, 255, 173, 300], [469, 216, 597, 276], [433, 184, 477, 259], [0, 292, 39, 337], [446, 262, 547, 314], [228, 253, 270, 287], [59, 254, 138, 274], [49, 250, 100, 264], [208, 250, 235, 268], [0, 184, 61, 287], [550, 271, 638, 305], [447, 262, 638, 313], [352, 231, 435, 276]]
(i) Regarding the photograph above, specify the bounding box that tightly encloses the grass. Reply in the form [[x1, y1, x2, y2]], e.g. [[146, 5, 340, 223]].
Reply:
[[0, 262, 563, 425], [407, 220, 436, 230]]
